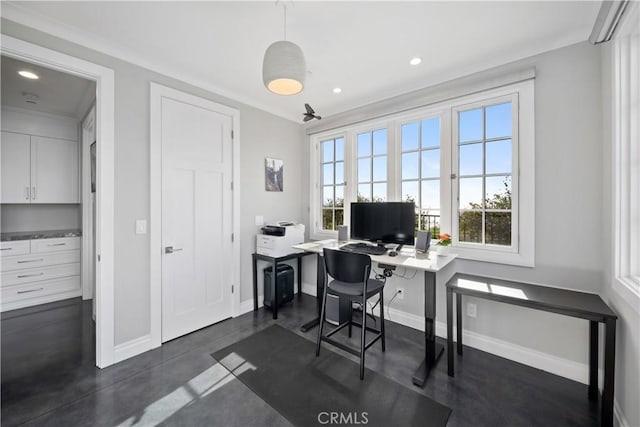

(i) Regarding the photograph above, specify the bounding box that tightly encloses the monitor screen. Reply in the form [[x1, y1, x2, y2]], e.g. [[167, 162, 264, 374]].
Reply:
[[350, 202, 415, 246]]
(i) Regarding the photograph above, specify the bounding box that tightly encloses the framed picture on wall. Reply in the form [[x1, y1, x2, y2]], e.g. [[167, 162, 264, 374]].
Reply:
[[265, 157, 283, 192], [90, 141, 96, 193]]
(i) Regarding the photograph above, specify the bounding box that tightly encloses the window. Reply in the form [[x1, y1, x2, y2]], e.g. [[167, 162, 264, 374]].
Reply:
[[357, 129, 388, 202], [309, 79, 534, 266], [453, 97, 516, 249], [400, 117, 441, 236], [321, 136, 345, 231]]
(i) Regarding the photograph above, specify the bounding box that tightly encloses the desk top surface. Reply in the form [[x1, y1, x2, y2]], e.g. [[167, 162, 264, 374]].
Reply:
[[293, 239, 456, 273], [447, 273, 617, 320]]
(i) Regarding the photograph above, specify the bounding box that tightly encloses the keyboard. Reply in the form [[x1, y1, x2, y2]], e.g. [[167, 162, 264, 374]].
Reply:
[[340, 242, 388, 256]]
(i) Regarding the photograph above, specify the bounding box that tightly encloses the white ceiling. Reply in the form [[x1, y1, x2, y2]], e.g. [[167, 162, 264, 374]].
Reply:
[[3, 1, 601, 123], [1, 54, 95, 118]]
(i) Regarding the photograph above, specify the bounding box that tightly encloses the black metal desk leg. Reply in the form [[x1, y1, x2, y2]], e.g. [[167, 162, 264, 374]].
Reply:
[[297, 257, 303, 298], [602, 318, 616, 427], [271, 259, 278, 320], [252, 254, 258, 311], [300, 253, 324, 332], [447, 288, 454, 377], [412, 271, 443, 387], [456, 293, 463, 355], [588, 320, 598, 401]]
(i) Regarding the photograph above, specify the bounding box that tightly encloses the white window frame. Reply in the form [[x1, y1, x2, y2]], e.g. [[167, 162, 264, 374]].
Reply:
[[309, 80, 535, 267], [612, 2, 640, 306]]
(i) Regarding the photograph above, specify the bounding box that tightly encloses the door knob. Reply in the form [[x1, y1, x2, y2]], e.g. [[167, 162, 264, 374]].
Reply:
[[165, 246, 183, 254]]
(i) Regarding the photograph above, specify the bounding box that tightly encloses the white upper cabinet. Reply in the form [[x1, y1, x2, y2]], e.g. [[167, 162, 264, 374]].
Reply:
[[1, 131, 31, 203], [31, 136, 79, 203]]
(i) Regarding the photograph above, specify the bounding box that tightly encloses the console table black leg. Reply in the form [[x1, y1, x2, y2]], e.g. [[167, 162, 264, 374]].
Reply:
[[297, 257, 303, 298], [456, 293, 463, 355], [412, 271, 442, 387], [447, 288, 454, 377], [588, 320, 598, 401], [602, 318, 616, 427], [252, 254, 258, 311], [300, 253, 324, 332], [271, 259, 278, 320]]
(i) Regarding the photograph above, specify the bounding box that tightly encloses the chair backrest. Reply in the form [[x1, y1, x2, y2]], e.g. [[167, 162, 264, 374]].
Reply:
[[323, 248, 371, 284]]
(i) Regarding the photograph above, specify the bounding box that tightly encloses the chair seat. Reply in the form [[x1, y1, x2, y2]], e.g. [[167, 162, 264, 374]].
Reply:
[[328, 278, 384, 297]]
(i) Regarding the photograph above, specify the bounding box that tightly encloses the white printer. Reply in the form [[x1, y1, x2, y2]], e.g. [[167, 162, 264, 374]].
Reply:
[[256, 222, 305, 257]]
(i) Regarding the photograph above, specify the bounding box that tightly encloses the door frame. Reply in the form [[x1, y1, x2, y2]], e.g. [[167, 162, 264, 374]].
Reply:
[[1, 35, 116, 368], [149, 82, 241, 348]]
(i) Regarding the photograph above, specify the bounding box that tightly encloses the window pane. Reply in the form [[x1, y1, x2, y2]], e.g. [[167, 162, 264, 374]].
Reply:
[[323, 209, 334, 230], [486, 102, 512, 139], [335, 138, 345, 161], [358, 184, 371, 202], [335, 185, 344, 207], [372, 183, 387, 202], [459, 143, 483, 176], [485, 212, 511, 245], [486, 139, 512, 174], [485, 176, 511, 210], [322, 140, 334, 162], [358, 158, 371, 183], [459, 177, 483, 208], [402, 152, 419, 180], [323, 163, 334, 185], [372, 156, 387, 181], [421, 149, 440, 178], [401, 122, 419, 151], [459, 211, 482, 243], [323, 186, 334, 207], [459, 108, 483, 143], [421, 180, 440, 210], [335, 209, 344, 228], [373, 129, 387, 155], [422, 118, 440, 148], [402, 181, 419, 206], [358, 132, 371, 157], [335, 161, 344, 184]]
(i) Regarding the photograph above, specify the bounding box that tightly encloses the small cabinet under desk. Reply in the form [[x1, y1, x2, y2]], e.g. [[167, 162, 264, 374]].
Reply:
[[0, 236, 81, 312]]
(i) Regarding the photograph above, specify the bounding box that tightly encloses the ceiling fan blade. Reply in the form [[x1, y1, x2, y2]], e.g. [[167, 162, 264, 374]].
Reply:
[[304, 103, 315, 114], [314, 115, 322, 120], [303, 115, 313, 122]]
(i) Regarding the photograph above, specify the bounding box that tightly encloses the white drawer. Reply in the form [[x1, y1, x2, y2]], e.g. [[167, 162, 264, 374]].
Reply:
[[30, 237, 80, 253], [1, 250, 80, 272], [0, 241, 30, 257], [1, 262, 80, 287], [1, 276, 80, 303]]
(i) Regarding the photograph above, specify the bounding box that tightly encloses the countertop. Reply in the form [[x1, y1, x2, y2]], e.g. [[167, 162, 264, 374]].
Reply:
[[1, 229, 82, 242]]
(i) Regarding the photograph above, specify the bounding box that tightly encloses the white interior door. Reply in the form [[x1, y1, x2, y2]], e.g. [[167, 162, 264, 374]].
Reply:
[[161, 96, 233, 342]]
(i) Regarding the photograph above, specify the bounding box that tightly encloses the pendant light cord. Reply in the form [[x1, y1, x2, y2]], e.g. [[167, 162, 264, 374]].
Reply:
[[283, 4, 287, 41]]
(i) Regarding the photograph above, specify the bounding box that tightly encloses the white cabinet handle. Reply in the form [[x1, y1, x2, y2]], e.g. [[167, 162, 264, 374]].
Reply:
[[17, 288, 43, 294], [18, 272, 44, 278], [25, 186, 30, 200], [17, 258, 44, 264], [48, 243, 66, 247], [31, 186, 36, 200], [0, 248, 11, 251]]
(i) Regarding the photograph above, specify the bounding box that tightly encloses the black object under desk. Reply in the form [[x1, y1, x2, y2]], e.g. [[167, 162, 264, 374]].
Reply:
[[445, 273, 617, 427]]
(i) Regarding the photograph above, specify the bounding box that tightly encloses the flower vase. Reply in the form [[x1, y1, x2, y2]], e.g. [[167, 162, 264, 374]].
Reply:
[[436, 245, 450, 255]]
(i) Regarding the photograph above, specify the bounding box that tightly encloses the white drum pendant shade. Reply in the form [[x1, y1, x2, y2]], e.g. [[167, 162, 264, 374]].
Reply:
[[263, 40, 306, 95]]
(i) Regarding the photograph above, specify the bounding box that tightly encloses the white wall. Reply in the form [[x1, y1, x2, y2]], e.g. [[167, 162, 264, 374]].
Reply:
[[302, 41, 605, 376], [1, 204, 81, 232], [1, 19, 304, 345]]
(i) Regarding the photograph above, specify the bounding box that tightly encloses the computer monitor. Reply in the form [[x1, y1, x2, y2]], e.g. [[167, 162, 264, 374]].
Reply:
[[350, 202, 415, 247]]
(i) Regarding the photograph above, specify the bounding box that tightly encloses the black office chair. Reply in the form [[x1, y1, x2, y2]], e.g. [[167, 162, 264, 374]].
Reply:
[[316, 248, 386, 380]]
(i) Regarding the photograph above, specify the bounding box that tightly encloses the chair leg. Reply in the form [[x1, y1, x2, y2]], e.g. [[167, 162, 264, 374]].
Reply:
[[348, 300, 353, 338], [360, 294, 367, 380], [316, 285, 329, 357], [379, 290, 385, 352]]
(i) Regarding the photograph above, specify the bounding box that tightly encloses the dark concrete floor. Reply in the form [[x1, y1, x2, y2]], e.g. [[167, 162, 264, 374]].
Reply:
[[1, 295, 600, 426]]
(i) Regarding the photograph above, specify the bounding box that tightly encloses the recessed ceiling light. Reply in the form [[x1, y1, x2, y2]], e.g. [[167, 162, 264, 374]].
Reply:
[[18, 70, 39, 80], [333, 87, 342, 94], [409, 57, 422, 66]]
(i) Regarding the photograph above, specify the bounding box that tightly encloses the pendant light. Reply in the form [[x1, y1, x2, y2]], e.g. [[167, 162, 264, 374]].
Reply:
[[263, 4, 306, 95]]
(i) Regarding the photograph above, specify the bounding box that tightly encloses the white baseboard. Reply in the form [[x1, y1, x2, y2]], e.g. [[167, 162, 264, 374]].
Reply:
[[114, 334, 153, 363]]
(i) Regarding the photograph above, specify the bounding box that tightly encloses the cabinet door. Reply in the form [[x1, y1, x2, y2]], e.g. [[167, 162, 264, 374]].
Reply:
[[30, 136, 79, 203], [1, 131, 31, 203]]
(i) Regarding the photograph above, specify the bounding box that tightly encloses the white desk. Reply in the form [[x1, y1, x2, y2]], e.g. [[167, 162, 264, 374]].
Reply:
[[293, 239, 456, 387]]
